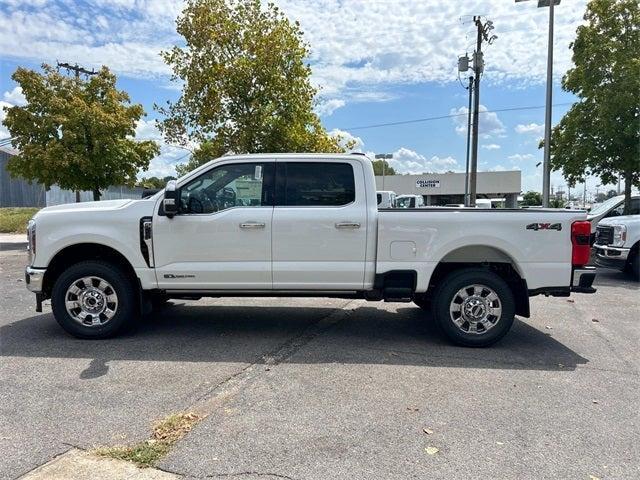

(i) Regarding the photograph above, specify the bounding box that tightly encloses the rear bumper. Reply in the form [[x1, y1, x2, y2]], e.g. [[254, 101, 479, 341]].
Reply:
[[571, 266, 597, 293]]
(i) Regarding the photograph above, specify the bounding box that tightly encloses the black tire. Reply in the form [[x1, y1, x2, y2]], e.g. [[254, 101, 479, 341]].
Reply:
[[431, 268, 515, 347], [626, 248, 639, 281], [413, 293, 431, 311], [51, 261, 137, 339]]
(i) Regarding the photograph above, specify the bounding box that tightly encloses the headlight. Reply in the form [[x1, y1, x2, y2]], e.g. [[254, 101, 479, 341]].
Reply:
[[27, 219, 36, 264], [612, 224, 627, 247]]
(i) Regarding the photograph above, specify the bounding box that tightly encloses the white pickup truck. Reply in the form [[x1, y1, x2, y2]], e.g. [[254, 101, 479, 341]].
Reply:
[[24, 153, 596, 346]]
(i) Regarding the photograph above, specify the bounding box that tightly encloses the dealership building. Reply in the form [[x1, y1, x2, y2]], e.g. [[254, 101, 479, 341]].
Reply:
[[375, 170, 521, 207]]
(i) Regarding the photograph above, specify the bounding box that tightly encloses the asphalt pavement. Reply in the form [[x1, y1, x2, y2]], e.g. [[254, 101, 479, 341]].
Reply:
[[1, 249, 638, 480]]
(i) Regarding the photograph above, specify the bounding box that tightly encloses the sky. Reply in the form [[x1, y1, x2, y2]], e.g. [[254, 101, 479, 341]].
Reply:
[[0, 0, 618, 196]]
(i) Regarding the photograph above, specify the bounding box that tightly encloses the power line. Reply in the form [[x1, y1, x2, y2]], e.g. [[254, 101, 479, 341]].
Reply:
[[341, 102, 573, 131]]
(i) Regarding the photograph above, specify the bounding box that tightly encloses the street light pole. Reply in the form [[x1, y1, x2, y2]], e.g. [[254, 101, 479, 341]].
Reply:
[[374, 153, 393, 191], [516, 0, 560, 207], [542, 0, 555, 208]]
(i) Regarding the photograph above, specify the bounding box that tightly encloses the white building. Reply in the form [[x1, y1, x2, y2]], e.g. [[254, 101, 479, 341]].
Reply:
[[375, 170, 521, 207]]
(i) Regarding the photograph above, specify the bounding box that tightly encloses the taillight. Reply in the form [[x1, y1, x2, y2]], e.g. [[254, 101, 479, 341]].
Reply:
[[571, 221, 591, 267]]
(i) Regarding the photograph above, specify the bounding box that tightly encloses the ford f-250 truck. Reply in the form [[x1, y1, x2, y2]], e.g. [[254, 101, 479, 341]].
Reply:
[[24, 153, 597, 346]]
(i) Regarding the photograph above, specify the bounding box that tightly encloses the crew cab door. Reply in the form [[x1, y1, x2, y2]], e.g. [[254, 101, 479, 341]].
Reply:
[[272, 159, 367, 289], [153, 161, 274, 290]]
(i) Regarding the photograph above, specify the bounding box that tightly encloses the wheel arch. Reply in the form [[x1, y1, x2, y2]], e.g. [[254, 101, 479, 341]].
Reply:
[[427, 245, 530, 318], [42, 243, 138, 298]]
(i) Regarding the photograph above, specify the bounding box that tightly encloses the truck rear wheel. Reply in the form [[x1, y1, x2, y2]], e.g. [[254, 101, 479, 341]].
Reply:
[[51, 261, 136, 339], [432, 268, 515, 347]]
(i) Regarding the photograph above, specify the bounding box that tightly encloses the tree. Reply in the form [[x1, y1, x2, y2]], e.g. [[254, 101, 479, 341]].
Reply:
[[549, 197, 567, 209], [521, 190, 543, 206], [606, 189, 618, 199], [372, 160, 396, 176], [137, 176, 176, 189], [3, 65, 159, 201], [159, 0, 347, 174], [549, 0, 639, 214]]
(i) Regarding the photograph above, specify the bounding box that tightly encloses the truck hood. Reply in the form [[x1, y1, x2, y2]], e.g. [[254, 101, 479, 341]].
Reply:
[[36, 199, 134, 216], [598, 214, 640, 226]]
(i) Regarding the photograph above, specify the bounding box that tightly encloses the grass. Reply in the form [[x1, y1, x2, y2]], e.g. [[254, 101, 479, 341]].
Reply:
[[93, 412, 202, 468], [0, 207, 40, 233]]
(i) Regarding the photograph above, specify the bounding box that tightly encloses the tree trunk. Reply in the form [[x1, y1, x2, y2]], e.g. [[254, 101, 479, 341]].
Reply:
[[75, 190, 80, 203], [623, 171, 632, 215], [93, 188, 101, 201]]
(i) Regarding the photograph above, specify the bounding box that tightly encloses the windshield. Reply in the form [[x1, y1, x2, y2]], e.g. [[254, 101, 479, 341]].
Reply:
[[589, 196, 622, 216]]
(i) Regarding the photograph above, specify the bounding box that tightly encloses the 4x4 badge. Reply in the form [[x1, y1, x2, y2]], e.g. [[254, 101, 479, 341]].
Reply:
[[526, 223, 562, 231]]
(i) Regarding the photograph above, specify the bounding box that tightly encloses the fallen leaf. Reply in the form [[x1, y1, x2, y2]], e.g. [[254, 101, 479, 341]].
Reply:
[[592, 400, 599, 404], [407, 406, 419, 412], [592, 318, 600, 323], [545, 325, 552, 330], [423, 428, 433, 435], [425, 446, 439, 455], [496, 441, 504, 445], [566, 299, 575, 303]]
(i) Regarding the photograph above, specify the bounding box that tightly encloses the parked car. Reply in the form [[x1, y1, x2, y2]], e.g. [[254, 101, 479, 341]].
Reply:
[[396, 194, 425, 208], [376, 190, 396, 208], [24, 153, 596, 347], [593, 214, 639, 280], [587, 194, 640, 243]]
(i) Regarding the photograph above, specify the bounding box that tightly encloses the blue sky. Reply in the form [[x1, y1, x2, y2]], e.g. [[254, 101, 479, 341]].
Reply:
[[0, 0, 615, 195]]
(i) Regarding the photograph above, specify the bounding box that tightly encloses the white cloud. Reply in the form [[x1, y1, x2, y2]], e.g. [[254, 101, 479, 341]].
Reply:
[[315, 99, 346, 117], [481, 143, 500, 150], [329, 128, 364, 151], [489, 164, 507, 172], [3, 86, 26, 106], [133, 118, 194, 178], [508, 153, 535, 162], [515, 123, 545, 136], [451, 104, 505, 138], [388, 147, 459, 174], [0, 0, 588, 103]]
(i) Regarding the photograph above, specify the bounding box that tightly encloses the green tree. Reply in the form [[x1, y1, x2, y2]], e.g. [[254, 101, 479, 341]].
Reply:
[[605, 189, 619, 199], [137, 176, 176, 189], [549, 0, 639, 214], [521, 190, 543, 206], [3, 65, 159, 201], [372, 160, 396, 176], [159, 0, 347, 174]]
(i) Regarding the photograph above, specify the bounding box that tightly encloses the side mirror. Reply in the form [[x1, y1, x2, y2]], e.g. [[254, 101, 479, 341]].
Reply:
[[164, 180, 178, 218]]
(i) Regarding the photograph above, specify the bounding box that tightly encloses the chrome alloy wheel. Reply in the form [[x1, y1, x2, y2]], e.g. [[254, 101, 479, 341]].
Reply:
[[449, 284, 502, 335], [64, 276, 118, 327]]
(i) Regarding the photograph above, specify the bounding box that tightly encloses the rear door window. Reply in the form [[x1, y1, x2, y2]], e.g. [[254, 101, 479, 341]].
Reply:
[[277, 162, 355, 206]]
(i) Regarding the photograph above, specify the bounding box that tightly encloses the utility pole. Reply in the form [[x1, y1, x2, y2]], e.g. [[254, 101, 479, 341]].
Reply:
[[464, 74, 473, 207], [375, 153, 393, 190], [468, 16, 496, 207], [56, 62, 98, 202]]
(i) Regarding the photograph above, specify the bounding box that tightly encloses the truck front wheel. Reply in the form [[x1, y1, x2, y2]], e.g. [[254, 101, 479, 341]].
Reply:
[[432, 268, 515, 347], [51, 261, 136, 339]]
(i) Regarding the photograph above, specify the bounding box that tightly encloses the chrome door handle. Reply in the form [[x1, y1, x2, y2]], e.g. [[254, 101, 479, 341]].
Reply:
[[239, 222, 266, 229], [335, 222, 361, 229]]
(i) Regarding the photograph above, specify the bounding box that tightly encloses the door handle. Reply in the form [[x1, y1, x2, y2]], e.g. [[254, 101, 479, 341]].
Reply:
[[240, 222, 266, 229], [335, 222, 361, 229]]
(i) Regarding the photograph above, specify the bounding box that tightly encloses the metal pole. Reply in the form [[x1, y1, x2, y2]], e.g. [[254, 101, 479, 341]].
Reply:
[[382, 159, 386, 190], [542, 0, 555, 207], [469, 18, 483, 207], [464, 75, 474, 207]]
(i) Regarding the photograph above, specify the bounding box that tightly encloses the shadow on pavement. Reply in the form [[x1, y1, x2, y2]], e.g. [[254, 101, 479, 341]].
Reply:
[[0, 303, 588, 372], [593, 267, 639, 289]]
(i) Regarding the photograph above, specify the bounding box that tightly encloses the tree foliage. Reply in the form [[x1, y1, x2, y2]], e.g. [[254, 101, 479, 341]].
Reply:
[[521, 190, 543, 206], [549, 0, 639, 214], [371, 160, 397, 176], [159, 0, 347, 174], [137, 176, 176, 189], [3, 65, 159, 200]]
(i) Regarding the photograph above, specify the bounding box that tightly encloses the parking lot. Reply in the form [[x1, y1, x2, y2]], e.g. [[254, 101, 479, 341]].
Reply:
[[1, 248, 638, 480]]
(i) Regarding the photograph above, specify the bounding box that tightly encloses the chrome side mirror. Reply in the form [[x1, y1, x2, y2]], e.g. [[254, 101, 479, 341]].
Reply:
[[164, 180, 178, 218]]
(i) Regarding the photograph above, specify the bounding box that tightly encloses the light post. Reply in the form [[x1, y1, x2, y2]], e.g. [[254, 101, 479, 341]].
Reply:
[[515, 0, 560, 207], [375, 153, 393, 190]]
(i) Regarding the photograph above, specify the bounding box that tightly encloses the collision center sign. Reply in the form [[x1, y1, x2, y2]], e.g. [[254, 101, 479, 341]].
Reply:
[[416, 180, 440, 188]]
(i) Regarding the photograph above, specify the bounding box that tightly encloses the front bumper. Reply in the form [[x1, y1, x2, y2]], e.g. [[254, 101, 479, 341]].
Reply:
[[25, 266, 46, 293], [593, 244, 629, 270]]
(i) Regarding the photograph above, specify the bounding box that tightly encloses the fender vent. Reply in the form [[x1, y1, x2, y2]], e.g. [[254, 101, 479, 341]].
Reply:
[[139, 216, 154, 268]]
